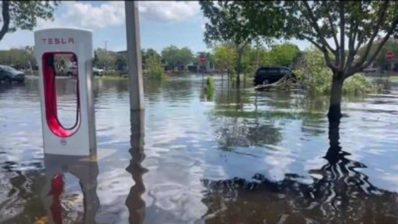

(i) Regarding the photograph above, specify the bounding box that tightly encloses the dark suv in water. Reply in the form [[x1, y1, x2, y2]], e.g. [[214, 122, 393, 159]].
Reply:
[[0, 65, 25, 84], [254, 66, 295, 86]]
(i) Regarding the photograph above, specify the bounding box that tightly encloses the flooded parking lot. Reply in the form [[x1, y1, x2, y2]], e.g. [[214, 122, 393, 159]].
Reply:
[[1, 75, 398, 223]]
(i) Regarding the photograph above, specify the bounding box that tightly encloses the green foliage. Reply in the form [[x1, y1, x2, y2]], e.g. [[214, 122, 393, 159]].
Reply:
[[241, 45, 268, 76], [200, 1, 282, 84], [142, 48, 160, 64], [145, 54, 165, 79], [357, 39, 398, 70], [101, 71, 121, 76], [294, 48, 377, 95], [294, 48, 331, 94], [94, 48, 117, 69], [204, 76, 215, 100], [115, 53, 127, 72], [200, 1, 253, 46], [343, 74, 378, 95], [268, 43, 300, 67], [200, 1, 283, 47], [240, 43, 300, 77], [213, 44, 237, 73], [0, 47, 35, 69], [3, 2, 57, 39], [161, 45, 194, 71]]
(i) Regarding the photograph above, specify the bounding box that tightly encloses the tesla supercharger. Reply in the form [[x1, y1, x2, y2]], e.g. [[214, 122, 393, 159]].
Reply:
[[34, 28, 96, 155]]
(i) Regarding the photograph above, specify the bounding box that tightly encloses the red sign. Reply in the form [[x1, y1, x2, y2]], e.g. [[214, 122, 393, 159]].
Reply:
[[199, 54, 207, 64], [386, 51, 394, 61]]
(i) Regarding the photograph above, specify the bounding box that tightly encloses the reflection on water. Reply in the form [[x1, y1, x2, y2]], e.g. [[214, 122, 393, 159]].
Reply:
[[41, 154, 99, 224], [202, 119, 398, 223], [0, 75, 398, 223], [126, 111, 146, 224]]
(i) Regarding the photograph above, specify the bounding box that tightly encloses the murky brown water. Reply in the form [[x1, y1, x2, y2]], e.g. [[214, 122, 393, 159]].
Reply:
[[0, 75, 398, 224]]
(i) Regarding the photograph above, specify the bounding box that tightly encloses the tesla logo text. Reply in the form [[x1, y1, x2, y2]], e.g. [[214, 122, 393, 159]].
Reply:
[[42, 37, 75, 45]]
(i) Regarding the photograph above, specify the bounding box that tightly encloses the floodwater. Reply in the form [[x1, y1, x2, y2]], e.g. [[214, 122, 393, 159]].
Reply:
[[0, 75, 398, 224]]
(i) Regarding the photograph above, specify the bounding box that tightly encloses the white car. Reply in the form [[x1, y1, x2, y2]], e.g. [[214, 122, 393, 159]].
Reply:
[[93, 67, 104, 76], [66, 64, 78, 77]]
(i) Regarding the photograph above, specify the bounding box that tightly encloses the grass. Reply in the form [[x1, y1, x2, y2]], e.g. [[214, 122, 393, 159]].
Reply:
[[96, 75, 126, 80], [389, 76, 398, 83]]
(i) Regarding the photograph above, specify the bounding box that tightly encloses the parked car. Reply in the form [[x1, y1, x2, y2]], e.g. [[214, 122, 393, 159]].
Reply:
[[362, 66, 378, 73], [254, 66, 295, 86], [93, 67, 104, 76], [66, 64, 78, 77], [0, 65, 25, 84]]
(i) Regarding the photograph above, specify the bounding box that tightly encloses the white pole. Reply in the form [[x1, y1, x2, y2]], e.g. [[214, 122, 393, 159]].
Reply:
[[125, 1, 144, 111]]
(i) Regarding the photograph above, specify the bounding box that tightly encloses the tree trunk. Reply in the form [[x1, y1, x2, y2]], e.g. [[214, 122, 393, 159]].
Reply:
[[327, 74, 344, 122], [0, 1, 10, 42], [236, 49, 243, 88]]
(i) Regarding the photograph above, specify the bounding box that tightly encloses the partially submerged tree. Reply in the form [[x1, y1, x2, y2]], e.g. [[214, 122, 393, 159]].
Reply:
[[0, 1, 58, 41], [142, 48, 161, 70], [279, 1, 398, 121], [213, 44, 237, 77], [200, 1, 282, 87], [221, 1, 398, 121]]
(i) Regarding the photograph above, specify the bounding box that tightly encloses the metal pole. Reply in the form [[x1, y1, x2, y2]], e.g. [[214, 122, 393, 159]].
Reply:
[[104, 40, 108, 51], [125, 1, 144, 111]]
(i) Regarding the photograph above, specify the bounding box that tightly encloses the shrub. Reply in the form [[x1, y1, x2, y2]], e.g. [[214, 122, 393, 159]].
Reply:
[[294, 47, 377, 95], [145, 54, 165, 79], [102, 71, 120, 76], [204, 76, 215, 100]]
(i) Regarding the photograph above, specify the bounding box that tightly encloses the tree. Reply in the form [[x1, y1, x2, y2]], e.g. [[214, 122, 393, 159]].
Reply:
[[268, 43, 300, 67], [357, 39, 398, 70], [213, 44, 237, 75], [280, 1, 398, 121], [0, 1, 58, 41], [115, 52, 127, 72], [200, 1, 284, 87], [142, 48, 161, 70], [234, 1, 398, 122], [161, 45, 179, 70], [179, 47, 194, 68], [94, 48, 117, 70], [145, 53, 165, 79], [0, 47, 35, 69], [241, 43, 272, 76], [161, 45, 193, 71]]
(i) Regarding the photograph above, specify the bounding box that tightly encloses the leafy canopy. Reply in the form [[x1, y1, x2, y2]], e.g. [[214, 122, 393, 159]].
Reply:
[[268, 43, 300, 67], [200, 1, 284, 47], [0, 1, 58, 41], [161, 45, 194, 68], [279, 1, 398, 77], [213, 44, 237, 72]]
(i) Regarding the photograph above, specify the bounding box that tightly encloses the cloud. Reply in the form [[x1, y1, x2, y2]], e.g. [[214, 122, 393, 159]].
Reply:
[[37, 1, 201, 30], [64, 2, 125, 29], [138, 1, 200, 23]]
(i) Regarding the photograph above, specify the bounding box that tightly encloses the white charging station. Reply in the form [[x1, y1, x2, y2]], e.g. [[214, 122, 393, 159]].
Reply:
[[34, 28, 96, 155]]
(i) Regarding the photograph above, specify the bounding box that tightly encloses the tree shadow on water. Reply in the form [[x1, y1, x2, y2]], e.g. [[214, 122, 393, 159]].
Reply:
[[200, 118, 398, 224]]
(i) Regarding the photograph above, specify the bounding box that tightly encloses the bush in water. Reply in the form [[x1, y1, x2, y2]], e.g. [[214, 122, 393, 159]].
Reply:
[[294, 47, 378, 95]]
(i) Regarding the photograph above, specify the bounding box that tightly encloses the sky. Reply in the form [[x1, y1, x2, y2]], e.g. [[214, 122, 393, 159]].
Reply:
[[0, 1, 311, 53]]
